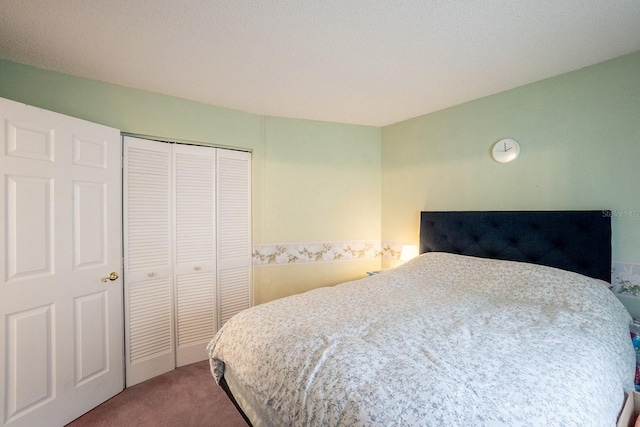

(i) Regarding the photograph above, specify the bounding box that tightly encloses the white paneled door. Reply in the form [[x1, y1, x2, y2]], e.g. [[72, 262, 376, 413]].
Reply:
[[0, 98, 123, 427]]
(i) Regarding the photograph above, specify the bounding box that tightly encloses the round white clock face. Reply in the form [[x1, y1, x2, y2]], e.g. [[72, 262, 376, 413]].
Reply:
[[491, 139, 520, 163]]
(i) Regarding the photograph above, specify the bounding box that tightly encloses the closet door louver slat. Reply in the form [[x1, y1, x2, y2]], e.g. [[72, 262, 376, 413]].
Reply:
[[174, 146, 215, 264], [219, 268, 251, 326], [176, 272, 216, 344], [126, 148, 171, 271], [128, 278, 173, 361]]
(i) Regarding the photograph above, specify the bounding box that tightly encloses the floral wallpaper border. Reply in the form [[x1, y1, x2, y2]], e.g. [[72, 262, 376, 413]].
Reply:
[[252, 240, 407, 266], [612, 261, 640, 298], [254, 243, 640, 300]]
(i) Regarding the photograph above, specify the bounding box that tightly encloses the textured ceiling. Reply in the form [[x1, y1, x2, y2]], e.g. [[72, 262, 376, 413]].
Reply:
[[1, 0, 639, 126]]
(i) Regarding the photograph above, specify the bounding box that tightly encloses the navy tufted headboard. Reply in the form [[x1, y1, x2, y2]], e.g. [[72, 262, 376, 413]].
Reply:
[[419, 211, 611, 282]]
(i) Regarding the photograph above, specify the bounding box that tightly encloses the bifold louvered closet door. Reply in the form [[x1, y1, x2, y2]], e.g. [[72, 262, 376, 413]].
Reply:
[[123, 136, 251, 386]]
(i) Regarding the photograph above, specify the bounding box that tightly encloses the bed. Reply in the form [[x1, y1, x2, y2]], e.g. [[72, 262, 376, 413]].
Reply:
[[207, 210, 635, 426]]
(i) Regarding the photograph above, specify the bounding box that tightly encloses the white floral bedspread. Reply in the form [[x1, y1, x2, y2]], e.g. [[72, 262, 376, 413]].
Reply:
[[207, 253, 635, 426]]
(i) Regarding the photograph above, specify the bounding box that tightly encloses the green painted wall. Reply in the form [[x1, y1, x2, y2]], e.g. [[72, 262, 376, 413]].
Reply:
[[381, 51, 640, 311], [255, 117, 381, 302], [261, 117, 380, 243], [0, 60, 261, 148], [0, 59, 382, 305]]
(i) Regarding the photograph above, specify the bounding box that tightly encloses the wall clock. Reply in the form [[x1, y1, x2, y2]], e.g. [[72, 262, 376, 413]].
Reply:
[[491, 138, 520, 163]]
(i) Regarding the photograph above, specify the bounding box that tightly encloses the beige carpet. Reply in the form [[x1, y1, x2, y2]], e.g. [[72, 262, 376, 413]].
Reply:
[[66, 361, 248, 427]]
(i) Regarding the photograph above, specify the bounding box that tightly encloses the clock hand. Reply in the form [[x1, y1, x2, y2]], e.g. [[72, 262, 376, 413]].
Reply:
[[505, 146, 512, 151]]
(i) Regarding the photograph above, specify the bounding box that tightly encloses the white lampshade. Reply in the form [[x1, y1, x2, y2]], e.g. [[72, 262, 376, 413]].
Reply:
[[400, 244, 419, 261]]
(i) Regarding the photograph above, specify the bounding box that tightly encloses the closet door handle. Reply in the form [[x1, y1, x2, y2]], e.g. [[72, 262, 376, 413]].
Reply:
[[148, 272, 155, 277], [193, 266, 201, 271]]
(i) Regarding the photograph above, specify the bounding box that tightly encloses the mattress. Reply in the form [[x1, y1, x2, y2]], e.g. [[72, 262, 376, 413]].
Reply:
[[208, 253, 635, 426]]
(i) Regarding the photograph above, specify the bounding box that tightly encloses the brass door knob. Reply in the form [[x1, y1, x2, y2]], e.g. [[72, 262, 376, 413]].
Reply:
[[101, 272, 120, 282]]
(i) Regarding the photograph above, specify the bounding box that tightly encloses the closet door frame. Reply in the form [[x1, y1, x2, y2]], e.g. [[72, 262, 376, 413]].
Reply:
[[123, 135, 252, 385]]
